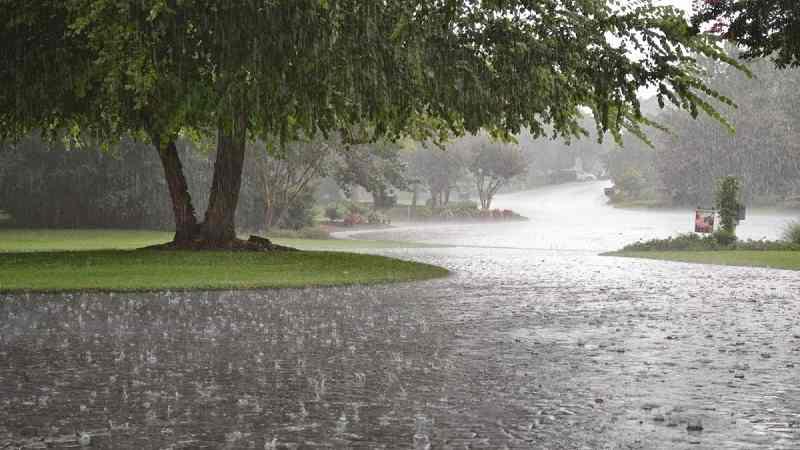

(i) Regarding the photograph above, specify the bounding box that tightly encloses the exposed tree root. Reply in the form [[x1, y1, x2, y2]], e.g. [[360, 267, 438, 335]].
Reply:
[[143, 235, 297, 252]]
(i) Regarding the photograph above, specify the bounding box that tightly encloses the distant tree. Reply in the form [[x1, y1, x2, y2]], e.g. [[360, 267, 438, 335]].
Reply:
[[409, 143, 467, 208], [3, 1, 743, 248], [468, 139, 527, 210], [250, 137, 332, 231], [652, 50, 800, 205], [334, 141, 408, 209]]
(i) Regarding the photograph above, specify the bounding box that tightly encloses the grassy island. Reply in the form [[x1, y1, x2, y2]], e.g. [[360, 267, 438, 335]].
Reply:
[[0, 229, 449, 293]]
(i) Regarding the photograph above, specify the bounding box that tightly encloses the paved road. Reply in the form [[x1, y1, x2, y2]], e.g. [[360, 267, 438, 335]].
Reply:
[[2, 183, 799, 449]]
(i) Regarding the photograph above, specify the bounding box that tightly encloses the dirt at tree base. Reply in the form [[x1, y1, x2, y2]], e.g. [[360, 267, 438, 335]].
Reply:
[[143, 235, 297, 252]]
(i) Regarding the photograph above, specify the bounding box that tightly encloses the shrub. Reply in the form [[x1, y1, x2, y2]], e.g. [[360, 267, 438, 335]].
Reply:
[[325, 206, 341, 221], [367, 210, 389, 224], [715, 176, 742, 235], [344, 201, 369, 215], [416, 206, 433, 218], [449, 200, 479, 210], [622, 233, 719, 251], [343, 213, 365, 226], [621, 232, 800, 252], [783, 221, 800, 245], [713, 230, 737, 246], [615, 168, 647, 199], [280, 189, 316, 230]]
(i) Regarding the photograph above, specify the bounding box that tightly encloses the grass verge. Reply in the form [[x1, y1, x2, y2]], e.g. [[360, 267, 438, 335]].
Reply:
[[0, 250, 449, 293], [606, 250, 800, 271], [0, 229, 437, 252], [0, 229, 449, 292]]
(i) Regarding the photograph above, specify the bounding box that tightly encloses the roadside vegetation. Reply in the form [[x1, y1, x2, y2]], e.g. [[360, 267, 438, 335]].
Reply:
[[608, 228, 800, 271], [608, 176, 800, 270], [614, 232, 800, 252]]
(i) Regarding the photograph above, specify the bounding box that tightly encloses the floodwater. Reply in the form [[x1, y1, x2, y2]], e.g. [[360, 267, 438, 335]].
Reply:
[[352, 181, 798, 252], [2, 182, 800, 449]]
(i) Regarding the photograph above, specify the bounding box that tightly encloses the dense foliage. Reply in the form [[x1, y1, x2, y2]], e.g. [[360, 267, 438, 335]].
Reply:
[[693, 0, 800, 68], [606, 51, 800, 206], [0, 137, 315, 231], [0, 136, 186, 229]]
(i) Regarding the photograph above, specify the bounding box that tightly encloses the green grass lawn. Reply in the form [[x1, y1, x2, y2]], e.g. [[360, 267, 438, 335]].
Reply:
[[608, 250, 800, 271], [0, 229, 449, 292], [0, 229, 436, 252]]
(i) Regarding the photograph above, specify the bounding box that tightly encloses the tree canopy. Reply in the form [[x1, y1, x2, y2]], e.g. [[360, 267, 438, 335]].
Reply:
[[692, 0, 800, 68], [1, 0, 741, 247]]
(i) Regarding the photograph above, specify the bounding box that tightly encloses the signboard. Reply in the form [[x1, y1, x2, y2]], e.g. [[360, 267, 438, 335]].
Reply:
[[694, 208, 715, 233]]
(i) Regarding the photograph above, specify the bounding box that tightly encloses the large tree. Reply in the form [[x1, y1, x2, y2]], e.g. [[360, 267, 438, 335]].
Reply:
[[2, 0, 739, 248]]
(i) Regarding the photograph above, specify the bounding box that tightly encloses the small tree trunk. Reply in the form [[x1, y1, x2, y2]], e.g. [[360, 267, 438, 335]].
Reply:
[[153, 137, 199, 242], [263, 203, 286, 232], [263, 204, 274, 232], [444, 188, 451, 206], [202, 112, 248, 242], [374, 188, 388, 209]]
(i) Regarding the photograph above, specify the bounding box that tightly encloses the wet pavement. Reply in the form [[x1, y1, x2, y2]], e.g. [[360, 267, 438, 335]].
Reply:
[[2, 182, 800, 449]]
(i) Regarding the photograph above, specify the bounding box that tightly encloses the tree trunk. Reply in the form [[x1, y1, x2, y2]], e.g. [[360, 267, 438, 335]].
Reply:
[[153, 137, 199, 242], [202, 112, 248, 242]]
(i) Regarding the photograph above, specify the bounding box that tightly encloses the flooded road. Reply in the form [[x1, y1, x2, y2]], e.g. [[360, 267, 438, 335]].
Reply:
[[354, 181, 798, 252], [2, 182, 799, 449]]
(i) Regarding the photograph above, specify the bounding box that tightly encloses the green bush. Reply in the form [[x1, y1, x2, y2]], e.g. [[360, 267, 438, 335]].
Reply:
[[715, 176, 742, 235], [449, 200, 479, 210], [279, 189, 316, 230], [343, 201, 369, 215], [621, 232, 800, 252], [615, 168, 647, 199], [416, 206, 433, 218], [713, 230, 737, 246], [324, 206, 341, 221], [783, 221, 800, 245], [622, 233, 718, 251], [367, 210, 389, 224]]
